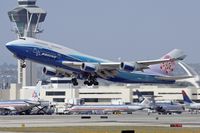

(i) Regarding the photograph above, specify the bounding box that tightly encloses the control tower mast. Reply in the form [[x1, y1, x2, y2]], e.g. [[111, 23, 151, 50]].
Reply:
[[8, 0, 47, 86]]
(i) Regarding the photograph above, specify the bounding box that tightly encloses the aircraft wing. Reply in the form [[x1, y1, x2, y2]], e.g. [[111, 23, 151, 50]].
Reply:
[[62, 61, 120, 69], [62, 57, 183, 72], [62, 49, 186, 78], [62, 61, 120, 78]]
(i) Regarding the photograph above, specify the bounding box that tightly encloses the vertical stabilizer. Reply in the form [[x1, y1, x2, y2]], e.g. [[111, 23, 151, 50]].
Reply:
[[150, 49, 186, 75], [182, 90, 193, 105], [32, 81, 42, 101], [136, 90, 144, 102], [140, 98, 151, 108]]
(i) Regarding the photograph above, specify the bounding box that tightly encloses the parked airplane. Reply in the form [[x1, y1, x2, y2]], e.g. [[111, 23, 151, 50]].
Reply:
[[67, 98, 150, 114], [0, 81, 43, 115], [136, 90, 184, 114], [6, 37, 189, 86], [182, 90, 200, 111], [31, 81, 55, 115], [0, 100, 40, 115]]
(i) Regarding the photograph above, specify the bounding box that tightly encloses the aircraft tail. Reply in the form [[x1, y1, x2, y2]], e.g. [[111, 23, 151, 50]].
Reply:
[[135, 90, 145, 102], [150, 49, 186, 75], [140, 97, 152, 108], [31, 81, 42, 101], [182, 90, 193, 105]]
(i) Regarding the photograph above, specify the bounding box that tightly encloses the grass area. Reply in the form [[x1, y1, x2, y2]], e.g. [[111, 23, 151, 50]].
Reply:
[[0, 126, 200, 133]]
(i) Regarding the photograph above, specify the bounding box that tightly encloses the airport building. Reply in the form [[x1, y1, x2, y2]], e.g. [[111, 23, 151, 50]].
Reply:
[[37, 81, 200, 105], [1, 77, 199, 103]]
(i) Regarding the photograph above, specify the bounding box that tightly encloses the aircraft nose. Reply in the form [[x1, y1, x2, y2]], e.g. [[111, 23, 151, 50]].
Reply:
[[6, 40, 28, 60], [6, 42, 16, 52]]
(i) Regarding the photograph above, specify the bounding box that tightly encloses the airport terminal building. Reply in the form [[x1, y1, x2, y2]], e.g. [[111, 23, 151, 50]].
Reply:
[[1, 77, 200, 111]]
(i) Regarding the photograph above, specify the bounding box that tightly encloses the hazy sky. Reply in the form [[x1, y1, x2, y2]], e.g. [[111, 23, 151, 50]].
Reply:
[[1, 0, 200, 64]]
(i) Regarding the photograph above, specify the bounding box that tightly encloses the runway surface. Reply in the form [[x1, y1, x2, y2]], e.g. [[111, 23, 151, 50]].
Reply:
[[0, 111, 200, 127]]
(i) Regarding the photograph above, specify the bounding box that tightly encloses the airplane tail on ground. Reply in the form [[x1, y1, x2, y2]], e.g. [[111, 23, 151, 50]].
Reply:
[[31, 81, 42, 101], [135, 90, 145, 102], [150, 49, 186, 76], [135, 90, 157, 109], [139, 98, 151, 108], [135, 90, 152, 108], [182, 90, 193, 105]]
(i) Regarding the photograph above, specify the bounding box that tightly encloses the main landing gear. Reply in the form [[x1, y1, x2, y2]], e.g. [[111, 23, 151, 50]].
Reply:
[[71, 75, 99, 86], [71, 78, 78, 86], [84, 75, 99, 86]]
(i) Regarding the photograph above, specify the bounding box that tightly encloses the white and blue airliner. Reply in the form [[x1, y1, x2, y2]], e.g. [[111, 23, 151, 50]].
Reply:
[[6, 37, 189, 86]]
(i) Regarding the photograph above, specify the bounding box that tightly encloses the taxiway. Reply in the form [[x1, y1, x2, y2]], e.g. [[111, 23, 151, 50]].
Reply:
[[0, 112, 199, 127]]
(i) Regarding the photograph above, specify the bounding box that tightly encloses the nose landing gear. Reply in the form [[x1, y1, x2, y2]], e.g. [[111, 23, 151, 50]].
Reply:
[[21, 60, 26, 68]]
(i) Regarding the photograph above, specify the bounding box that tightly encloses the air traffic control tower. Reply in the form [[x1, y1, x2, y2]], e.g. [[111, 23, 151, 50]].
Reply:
[[8, 0, 47, 86]]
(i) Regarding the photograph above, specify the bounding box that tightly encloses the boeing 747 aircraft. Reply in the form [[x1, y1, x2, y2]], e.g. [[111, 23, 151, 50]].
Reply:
[[6, 37, 189, 86]]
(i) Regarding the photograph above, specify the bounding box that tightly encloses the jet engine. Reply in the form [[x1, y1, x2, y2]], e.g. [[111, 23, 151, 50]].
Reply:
[[81, 63, 98, 72], [43, 67, 70, 77], [120, 62, 140, 72]]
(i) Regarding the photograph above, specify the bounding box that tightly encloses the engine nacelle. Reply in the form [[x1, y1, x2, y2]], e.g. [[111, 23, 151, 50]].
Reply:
[[43, 67, 70, 78], [120, 62, 140, 72], [81, 63, 98, 72]]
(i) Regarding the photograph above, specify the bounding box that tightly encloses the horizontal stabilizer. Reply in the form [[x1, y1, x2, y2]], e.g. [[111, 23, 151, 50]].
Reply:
[[163, 49, 186, 60]]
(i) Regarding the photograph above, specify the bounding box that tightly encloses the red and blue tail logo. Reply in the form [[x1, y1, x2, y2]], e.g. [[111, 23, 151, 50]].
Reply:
[[32, 91, 38, 98], [182, 90, 193, 104]]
